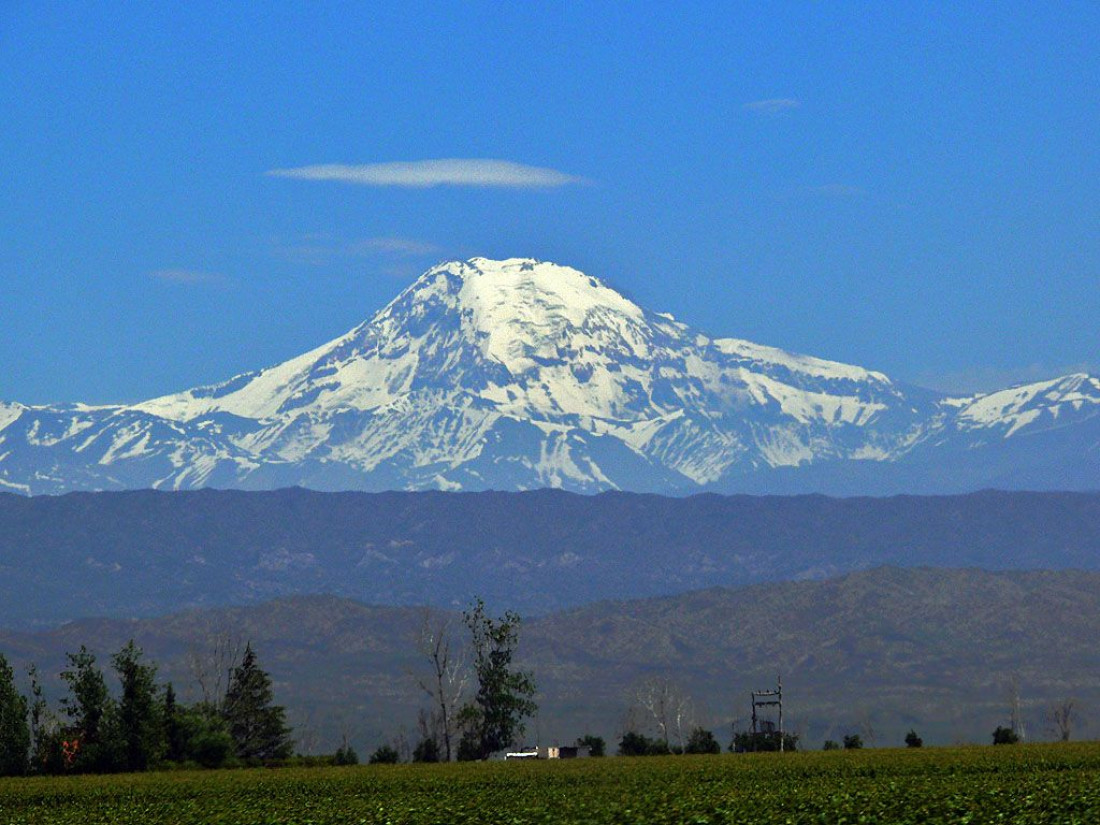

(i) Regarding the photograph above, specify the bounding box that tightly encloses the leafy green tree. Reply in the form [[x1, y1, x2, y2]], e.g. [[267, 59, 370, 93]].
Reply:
[[334, 740, 359, 765], [0, 653, 30, 776], [685, 726, 721, 754], [617, 731, 653, 756], [992, 725, 1019, 745], [412, 736, 440, 762], [576, 734, 605, 757], [823, 739, 840, 751], [458, 598, 537, 759], [731, 729, 800, 753], [178, 706, 234, 768], [369, 744, 400, 764], [222, 643, 293, 762], [905, 729, 923, 748], [112, 641, 164, 771], [60, 646, 117, 771], [843, 734, 863, 750], [455, 730, 482, 761]]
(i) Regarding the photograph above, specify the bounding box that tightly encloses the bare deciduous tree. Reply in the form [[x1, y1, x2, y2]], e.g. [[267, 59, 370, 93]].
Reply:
[[1007, 675, 1027, 742], [185, 627, 244, 710], [415, 609, 468, 761], [856, 708, 877, 748], [632, 676, 694, 752], [289, 706, 322, 756], [1049, 698, 1080, 742]]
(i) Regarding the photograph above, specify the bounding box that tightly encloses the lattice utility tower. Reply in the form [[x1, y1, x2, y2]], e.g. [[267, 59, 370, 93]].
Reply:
[[751, 674, 784, 752]]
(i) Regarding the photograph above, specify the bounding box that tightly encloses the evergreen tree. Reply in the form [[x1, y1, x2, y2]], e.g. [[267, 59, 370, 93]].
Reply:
[[0, 653, 30, 776], [111, 641, 164, 771], [222, 643, 293, 762], [163, 683, 185, 763], [458, 598, 537, 759]]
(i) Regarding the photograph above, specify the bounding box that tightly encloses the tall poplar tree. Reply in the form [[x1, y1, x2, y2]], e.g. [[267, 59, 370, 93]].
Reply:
[[0, 653, 30, 776], [457, 598, 537, 760], [112, 641, 164, 771], [60, 646, 114, 771]]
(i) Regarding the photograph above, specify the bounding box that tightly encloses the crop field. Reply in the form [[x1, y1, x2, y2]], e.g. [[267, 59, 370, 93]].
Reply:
[[2, 744, 1099, 824]]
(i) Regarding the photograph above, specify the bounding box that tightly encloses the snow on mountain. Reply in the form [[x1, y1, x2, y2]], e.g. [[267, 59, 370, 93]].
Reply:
[[2, 258, 1097, 495], [951, 374, 1100, 436]]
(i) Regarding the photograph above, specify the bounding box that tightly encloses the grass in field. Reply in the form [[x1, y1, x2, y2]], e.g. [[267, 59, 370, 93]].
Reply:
[[2, 744, 1100, 824]]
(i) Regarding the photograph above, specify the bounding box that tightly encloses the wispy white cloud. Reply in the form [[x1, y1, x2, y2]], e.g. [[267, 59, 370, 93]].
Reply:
[[346, 237, 441, 256], [272, 235, 441, 267], [149, 268, 227, 285], [743, 98, 801, 114], [266, 159, 588, 188]]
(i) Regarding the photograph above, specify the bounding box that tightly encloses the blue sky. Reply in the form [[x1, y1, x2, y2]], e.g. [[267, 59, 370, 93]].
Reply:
[[2, 2, 1097, 404]]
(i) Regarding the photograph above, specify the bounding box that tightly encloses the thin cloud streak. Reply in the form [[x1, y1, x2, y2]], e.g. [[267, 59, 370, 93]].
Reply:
[[149, 269, 227, 285], [347, 237, 441, 256], [743, 98, 801, 114], [272, 235, 441, 266], [266, 159, 588, 188]]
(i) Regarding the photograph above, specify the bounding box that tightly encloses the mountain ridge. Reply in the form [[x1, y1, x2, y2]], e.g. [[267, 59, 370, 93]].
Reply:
[[4, 567, 1099, 750], [2, 257, 1097, 495], [2, 486, 1099, 628]]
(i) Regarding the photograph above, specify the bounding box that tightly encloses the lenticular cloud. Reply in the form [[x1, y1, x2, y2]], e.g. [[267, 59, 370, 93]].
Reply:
[[266, 159, 586, 188]]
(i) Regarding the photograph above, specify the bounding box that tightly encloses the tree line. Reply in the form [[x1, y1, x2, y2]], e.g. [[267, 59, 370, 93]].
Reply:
[[3, 597, 1087, 775], [0, 641, 292, 776], [0, 597, 542, 775]]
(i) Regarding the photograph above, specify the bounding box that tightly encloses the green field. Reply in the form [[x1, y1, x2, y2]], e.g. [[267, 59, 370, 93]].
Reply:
[[2, 744, 1099, 824]]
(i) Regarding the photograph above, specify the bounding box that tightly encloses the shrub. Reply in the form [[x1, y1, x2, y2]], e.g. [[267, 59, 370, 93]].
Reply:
[[905, 729, 923, 748], [823, 740, 840, 751], [412, 737, 440, 763], [576, 734, 605, 757], [684, 727, 720, 755], [992, 726, 1019, 745], [618, 731, 653, 756], [369, 744, 400, 764], [843, 734, 863, 750], [731, 730, 799, 753], [334, 744, 359, 766], [456, 730, 481, 761]]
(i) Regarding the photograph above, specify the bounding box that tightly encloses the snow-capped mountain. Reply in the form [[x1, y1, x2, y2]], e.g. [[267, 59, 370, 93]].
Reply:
[[2, 258, 1098, 495]]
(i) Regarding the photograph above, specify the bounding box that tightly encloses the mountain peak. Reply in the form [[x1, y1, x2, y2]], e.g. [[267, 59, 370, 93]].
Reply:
[[3, 257, 1098, 495], [382, 257, 648, 377], [417, 257, 643, 322]]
